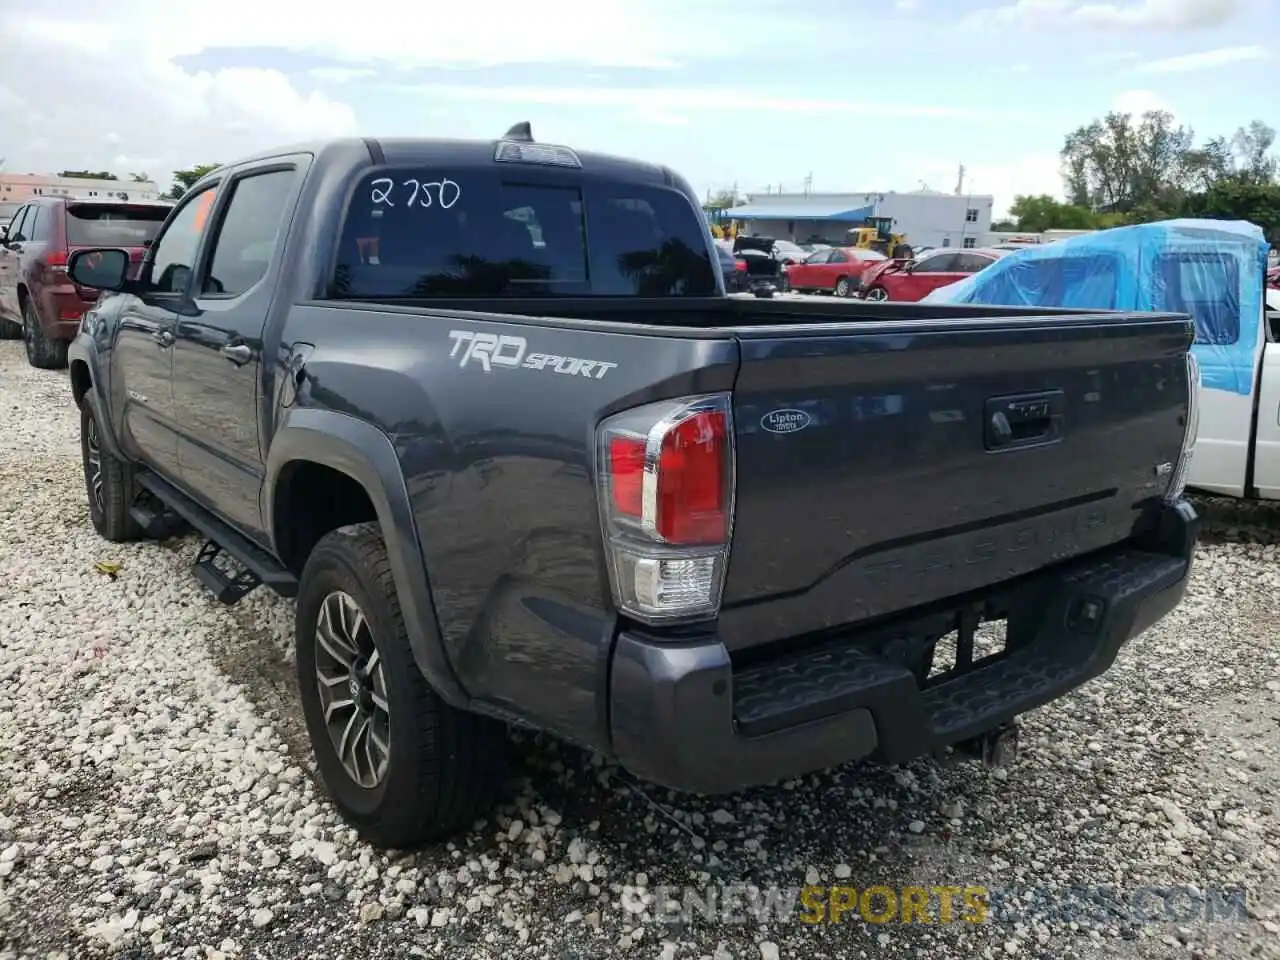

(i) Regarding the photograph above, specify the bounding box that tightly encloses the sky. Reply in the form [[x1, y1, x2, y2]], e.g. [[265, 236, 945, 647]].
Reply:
[[0, 0, 1274, 218]]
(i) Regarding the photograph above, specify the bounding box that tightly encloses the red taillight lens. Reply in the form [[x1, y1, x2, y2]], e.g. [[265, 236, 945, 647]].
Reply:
[[608, 434, 645, 518], [734, 259, 747, 272], [655, 411, 728, 543], [596, 394, 735, 623], [45, 249, 68, 271]]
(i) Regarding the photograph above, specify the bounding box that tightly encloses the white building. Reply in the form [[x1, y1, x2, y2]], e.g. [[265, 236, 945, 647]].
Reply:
[[724, 189, 995, 250], [0, 172, 162, 203]]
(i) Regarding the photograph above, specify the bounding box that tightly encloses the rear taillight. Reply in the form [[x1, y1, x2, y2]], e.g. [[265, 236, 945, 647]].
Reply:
[[734, 259, 747, 272], [1165, 352, 1200, 503], [596, 394, 735, 623], [45, 249, 68, 273]]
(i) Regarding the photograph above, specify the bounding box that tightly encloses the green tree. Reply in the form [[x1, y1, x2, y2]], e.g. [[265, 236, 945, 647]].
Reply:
[[1008, 194, 1099, 232], [1060, 110, 1193, 214], [705, 188, 741, 210], [1229, 121, 1278, 185], [1180, 180, 1280, 243], [129, 172, 151, 183], [165, 163, 221, 200], [57, 170, 118, 180]]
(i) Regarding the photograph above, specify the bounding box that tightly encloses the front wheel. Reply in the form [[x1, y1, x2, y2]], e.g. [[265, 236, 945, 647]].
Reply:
[[296, 523, 507, 848], [864, 286, 889, 302], [834, 277, 851, 297], [80, 401, 142, 542]]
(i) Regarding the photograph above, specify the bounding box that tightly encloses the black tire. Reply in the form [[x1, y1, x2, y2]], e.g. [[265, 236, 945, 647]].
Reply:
[[0, 318, 20, 340], [22, 297, 68, 370], [296, 522, 507, 848], [834, 276, 851, 297], [80, 401, 142, 542]]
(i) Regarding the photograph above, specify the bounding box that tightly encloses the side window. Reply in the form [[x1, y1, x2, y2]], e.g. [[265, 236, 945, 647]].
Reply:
[[202, 170, 296, 297], [29, 207, 50, 243], [953, 254, 991, 273], [804, 250, 828, 264], [146, 186, 217, 295], [1154, 253, 1240, 346], [826, 250, 848, 263], [917, 253, 957, 272], [7, 207, 31, 242]]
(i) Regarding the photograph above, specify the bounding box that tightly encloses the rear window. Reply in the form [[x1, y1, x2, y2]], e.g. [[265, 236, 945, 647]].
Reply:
[[1154, 252, 1240, 345], [330, 170, 717, 299], [65, 204, 170, 247]]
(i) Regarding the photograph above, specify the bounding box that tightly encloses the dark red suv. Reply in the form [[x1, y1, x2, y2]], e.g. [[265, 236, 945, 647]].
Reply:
[[0, 197, 173, 368]]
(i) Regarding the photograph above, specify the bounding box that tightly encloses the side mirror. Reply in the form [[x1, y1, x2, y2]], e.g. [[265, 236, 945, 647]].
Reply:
[[69, 248, 130, 291]]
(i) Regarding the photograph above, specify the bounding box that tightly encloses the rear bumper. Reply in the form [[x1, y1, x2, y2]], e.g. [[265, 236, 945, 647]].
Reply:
[[38, 286, 93, 341], [608, 498, 1198, 795]]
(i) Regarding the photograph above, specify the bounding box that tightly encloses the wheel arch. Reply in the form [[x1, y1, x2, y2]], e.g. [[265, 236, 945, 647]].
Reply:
[[265, 407, 469, 707]]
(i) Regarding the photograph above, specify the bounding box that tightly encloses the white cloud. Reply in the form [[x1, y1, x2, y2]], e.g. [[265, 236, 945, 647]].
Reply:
[[899, 153, 1065, 218], [968, 0, 1244, 31], [308, 67, 378, 84], [0, 20, 357, 189], [1132, 45, 1269, 74], [11, 0, 826, 72], [389, 84, 1017, 121], [1111, 89, 1175, 116]]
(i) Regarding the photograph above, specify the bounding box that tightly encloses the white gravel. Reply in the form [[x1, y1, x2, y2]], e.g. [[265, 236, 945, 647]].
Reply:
[[2, 340, 1279, 959]]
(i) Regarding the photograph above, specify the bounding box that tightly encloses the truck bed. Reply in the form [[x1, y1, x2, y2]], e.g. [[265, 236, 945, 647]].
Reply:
[[315, 295, 1192, 654]]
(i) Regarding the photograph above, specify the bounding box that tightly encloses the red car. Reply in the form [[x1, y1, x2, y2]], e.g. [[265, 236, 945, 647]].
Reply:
[[0, 196, 173, 368], [859, 248, 1008, 303], [1267, 263, 1279, 290], [785, 246, 887, 297]]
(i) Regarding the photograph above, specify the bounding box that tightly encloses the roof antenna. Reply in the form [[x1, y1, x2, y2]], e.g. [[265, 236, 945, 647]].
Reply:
[[503, 121, 533, 142]]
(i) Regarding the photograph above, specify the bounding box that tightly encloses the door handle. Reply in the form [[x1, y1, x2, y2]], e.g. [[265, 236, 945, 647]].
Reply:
[[152, 329, 174, 348], [222, 343, 253, 365]]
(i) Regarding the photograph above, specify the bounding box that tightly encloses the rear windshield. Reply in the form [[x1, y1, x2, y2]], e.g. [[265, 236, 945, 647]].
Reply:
[[65, 204, 170, 246], [330, 170, 717, 299]]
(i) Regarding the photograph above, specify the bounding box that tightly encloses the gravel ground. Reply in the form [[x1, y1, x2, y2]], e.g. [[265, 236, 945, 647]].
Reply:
[[1, 340, 1279, 960]]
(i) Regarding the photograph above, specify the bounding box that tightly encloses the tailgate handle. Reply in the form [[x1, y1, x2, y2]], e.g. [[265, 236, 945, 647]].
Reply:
[[985, 391, 1064, 451]]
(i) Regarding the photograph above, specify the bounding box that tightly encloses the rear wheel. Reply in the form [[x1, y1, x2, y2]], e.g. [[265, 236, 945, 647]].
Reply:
[[22, 298, 68, 370], [0, 318, 19, 340], [864, 286, 889, 302], [297, 523, 507, 848], [834, 276, 851, 297]]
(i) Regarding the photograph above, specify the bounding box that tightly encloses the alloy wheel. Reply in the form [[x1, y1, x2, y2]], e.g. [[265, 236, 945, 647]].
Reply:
[[866, 288, 888, 302], [314, 591, 391, 788], [84, 414, 104, 514]]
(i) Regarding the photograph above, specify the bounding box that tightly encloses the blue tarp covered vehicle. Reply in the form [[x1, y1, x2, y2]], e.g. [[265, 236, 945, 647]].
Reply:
[[924, 219, 1274, 498]]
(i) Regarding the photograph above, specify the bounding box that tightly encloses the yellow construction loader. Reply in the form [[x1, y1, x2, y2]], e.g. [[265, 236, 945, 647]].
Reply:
[[848, 217, 913, 259]]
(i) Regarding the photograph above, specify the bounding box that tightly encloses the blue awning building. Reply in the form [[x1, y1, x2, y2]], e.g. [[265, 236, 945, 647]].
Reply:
[[723, 190, 996, 249]]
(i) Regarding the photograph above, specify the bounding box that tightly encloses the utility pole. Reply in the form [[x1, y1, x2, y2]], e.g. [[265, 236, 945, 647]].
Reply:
[[955, 163, 965, 196], [803, 172, 813, 196]]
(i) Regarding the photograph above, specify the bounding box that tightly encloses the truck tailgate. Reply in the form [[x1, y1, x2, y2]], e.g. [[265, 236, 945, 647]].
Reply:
[[719, 314, 1192, 650]]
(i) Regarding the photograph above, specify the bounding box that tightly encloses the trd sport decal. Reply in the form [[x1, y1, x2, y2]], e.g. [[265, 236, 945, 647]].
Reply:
[[448, 330, 617, 380]]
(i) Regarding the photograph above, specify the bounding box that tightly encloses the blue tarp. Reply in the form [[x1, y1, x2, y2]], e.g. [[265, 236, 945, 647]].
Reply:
[[924, 219, 1271, 397]]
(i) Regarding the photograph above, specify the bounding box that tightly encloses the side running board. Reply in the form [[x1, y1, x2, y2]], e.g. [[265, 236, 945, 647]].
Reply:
[[134, 471, 299, 604]]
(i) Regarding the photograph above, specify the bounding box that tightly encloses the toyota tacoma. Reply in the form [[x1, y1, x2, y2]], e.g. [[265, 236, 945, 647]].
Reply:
[[65, 124, 1200, 847]]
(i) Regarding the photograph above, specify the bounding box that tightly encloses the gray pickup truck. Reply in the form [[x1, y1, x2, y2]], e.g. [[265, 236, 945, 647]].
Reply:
[[65, 125, 1200, 847]]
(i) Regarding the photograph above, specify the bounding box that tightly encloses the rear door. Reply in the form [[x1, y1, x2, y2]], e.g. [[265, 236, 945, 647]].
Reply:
[[172, 160, 306, 539]]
